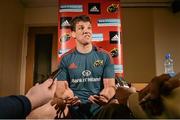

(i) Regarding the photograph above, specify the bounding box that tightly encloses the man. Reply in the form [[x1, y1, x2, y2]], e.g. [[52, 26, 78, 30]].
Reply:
[[0, 79, 57, 119], [55, 15, 116, 118], [114, 73, 180, 119]]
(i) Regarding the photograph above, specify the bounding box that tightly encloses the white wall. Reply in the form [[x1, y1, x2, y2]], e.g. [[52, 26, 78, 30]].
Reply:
[[24, 7, 58, 25], [23, 6, 180, 83], [0, 0, 24, 96], [1, 2, 179, 95], [153, 9, 180, 75], [122, 8, 156, 83]]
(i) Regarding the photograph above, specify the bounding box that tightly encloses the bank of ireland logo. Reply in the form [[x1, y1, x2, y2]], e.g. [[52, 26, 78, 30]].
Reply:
[[88, 3, 101, 14], [82, 70, 91, 77]]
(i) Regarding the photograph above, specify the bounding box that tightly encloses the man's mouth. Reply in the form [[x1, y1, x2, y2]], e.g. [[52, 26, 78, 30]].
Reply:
[[84, 34, 91, 38]]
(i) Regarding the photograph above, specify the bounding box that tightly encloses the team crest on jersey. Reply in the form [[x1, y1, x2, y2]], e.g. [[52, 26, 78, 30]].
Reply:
[[93, 60, 103, 67]]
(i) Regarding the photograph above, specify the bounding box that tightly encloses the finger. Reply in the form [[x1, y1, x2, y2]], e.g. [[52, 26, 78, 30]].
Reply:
[[88, 95, 96, 103], [64, 81, 69, 89], [99, 94, 109, 101], [93, 95, 100, 99], [161, 74, 180, 94], [99, 95, 108, 103], [150, 74, 170, 99], [42, 79, 53, 87], [49, 79, 57, 92], [72, 99, 81, 106], [35, 83, 39, 86], [71, 96, 79, 103], [91, 95, 102, 105]]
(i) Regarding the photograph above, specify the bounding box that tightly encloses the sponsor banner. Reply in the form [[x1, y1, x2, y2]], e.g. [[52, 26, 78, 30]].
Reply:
[[59, 5, 83, 12], [92, 33, 103, 41], [58, 0, 124, 77], [97, 19, 121, 26], [114, 64, 123, 73]]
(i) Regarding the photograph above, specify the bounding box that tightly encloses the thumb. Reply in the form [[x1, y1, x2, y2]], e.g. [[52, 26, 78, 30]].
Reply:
[[50, 80, 57, 92], [64, 81, 69, 89], [43, 79, 53, 87], [35, 83, 39, 86]]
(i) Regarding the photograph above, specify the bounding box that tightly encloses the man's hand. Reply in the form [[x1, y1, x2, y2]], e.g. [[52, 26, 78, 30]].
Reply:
[[139, 73, 180, 116], [55, 82, 81, 106], [88, 95, 108, 105], [115, 86, 136, 104], [88, 86, 116, 105], [25, 79, 57, 110]]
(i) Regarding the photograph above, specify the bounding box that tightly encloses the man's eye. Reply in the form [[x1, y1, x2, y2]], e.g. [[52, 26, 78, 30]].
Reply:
[[88, 27, 92, 29], [78, 27, 84, 30]]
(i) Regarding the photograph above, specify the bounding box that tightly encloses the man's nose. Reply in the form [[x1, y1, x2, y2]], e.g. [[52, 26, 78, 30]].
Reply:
[[83, 28, 91, 34]]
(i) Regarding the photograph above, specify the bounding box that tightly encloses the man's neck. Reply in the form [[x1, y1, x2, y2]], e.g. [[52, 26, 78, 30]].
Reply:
[[76, 43, 93, 54]]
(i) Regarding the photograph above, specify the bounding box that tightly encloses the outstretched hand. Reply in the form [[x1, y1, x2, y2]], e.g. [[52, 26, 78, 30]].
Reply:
[[139, 73, 180, 116], [88, 87, 116, 105], [25, 79, 57, 110], [88, 95, 109, 106]]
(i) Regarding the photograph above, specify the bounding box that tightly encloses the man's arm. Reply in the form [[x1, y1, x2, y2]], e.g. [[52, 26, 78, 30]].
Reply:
[[55, 80, 74, 99], [0, 79, 56, 119], [100, 78, 116, 101], [54, 80, 81, 106], [0, 95, 31, 119], [88, 78, 116, 105]]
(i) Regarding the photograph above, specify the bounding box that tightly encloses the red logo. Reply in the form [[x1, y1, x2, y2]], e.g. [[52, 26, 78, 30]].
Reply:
[[68, 63, 77, 69]]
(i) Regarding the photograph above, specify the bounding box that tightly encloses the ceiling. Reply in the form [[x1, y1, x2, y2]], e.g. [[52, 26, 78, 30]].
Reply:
[[20, 0, 174, 8]]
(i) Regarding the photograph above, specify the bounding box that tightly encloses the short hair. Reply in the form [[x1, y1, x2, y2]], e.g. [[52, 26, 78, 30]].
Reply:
[[70, 15, 91, 31]]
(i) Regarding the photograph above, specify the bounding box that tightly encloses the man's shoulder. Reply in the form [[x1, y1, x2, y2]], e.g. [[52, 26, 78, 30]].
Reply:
[[60, 48, 76, 60], [94, 46, 112, 57]]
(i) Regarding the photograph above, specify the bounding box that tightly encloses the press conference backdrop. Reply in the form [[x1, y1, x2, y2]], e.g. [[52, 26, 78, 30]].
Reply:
[[58, 0, 124, 77]]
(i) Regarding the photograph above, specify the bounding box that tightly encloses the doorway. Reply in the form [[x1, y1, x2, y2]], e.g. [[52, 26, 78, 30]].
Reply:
[[25, 27, 58, 93]]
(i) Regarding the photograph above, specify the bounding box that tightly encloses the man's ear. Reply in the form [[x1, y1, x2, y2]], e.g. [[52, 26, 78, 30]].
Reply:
[[71, 31, 76, 38]]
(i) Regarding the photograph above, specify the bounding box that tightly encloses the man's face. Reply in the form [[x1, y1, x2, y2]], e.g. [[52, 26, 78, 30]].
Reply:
[[72, 21, 92, 45]]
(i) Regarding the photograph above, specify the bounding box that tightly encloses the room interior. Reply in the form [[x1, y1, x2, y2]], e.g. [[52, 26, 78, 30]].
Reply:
[[0, 0, 180, 96]]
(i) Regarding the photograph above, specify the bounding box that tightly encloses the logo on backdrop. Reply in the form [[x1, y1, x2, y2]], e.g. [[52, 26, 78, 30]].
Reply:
[[88, 3, 101, 14], [109, 31, 120, 44], [107, 4, 119, 13], [60, 17, 72, 29], [58, 48, 70, 57], [59, 4, 83, 12], [60, 33, 71, 43], [110, 48, 118, 58]]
